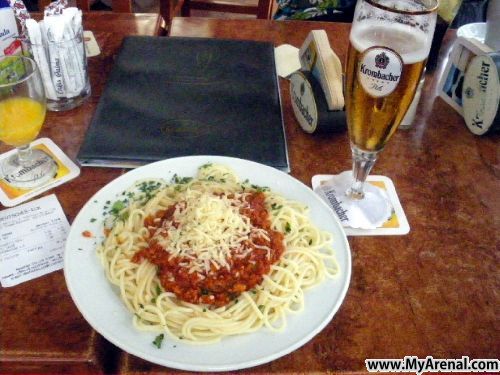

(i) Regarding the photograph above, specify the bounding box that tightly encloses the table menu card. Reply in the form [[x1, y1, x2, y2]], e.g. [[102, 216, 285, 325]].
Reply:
[[77, 36, 288, 171]]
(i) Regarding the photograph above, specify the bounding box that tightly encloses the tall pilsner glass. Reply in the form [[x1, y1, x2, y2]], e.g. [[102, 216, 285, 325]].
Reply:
[[342, 0, 437, 224]]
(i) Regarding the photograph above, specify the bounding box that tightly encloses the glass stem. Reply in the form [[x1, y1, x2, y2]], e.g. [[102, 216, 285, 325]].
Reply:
[[16, 144, 33, 168], [346, 145, 379, 200]]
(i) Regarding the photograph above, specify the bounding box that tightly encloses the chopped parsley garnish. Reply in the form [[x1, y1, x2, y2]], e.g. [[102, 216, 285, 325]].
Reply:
[[90, 218, 97, 223], [153, 334, 164, 348], [152, 284, 163, 303], [110, 200, 125, 215], [171, 174, 193, 184], [134, 181, 163, 202], [119, 211, 129, 221], [285, 222, 291, 233], [200, 163, 212, 169], [271, 203, 282, 211], [251, 184, 269, 192]]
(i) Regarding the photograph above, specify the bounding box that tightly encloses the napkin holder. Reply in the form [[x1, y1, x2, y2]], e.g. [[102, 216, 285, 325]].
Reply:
[[291, 30, 346, 134]]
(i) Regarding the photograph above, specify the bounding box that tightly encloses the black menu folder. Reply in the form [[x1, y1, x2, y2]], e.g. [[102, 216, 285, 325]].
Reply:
[[77, 36, 289, 171]]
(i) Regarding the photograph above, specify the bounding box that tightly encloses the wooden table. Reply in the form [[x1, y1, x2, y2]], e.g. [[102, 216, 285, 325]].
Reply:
[[0, 12, 162, 374], [1, 15, 499, 374]]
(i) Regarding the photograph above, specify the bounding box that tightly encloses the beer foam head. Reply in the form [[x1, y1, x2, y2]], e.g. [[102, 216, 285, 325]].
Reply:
[[350, 21, 431, 64]]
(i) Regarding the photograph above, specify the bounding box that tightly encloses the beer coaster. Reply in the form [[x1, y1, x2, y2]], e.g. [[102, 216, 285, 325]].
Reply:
[[311, 174, 410, 236], [0, 138, 80, 207]]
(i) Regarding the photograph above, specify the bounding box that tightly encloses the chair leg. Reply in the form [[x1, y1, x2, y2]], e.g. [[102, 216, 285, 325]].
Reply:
[[76, 0, 91, 11], [37, 0, 52, 11], [256, 0, 272, 19], [181, 0, 191, 17]]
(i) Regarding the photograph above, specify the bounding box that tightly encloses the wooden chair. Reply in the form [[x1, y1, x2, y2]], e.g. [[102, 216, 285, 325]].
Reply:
[[37, 0, 132, 12], [160, 0, 273, 27], [75, 0, 132, 12]]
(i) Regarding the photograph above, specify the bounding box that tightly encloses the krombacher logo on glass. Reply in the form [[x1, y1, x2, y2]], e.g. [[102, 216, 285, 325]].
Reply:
[[358, 47, 403, 98]]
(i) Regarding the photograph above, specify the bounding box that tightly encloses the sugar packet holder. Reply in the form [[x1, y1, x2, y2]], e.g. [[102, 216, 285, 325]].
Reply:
[[24, 8, 90, 111], [291, 30, 346, 134]]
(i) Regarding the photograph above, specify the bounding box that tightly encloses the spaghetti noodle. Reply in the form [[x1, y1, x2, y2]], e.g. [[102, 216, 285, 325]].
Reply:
[[97, 164, 339, 344]]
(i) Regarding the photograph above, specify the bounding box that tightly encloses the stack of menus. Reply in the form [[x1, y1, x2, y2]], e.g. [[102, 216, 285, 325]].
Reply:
[[77, 36, 289, 171]]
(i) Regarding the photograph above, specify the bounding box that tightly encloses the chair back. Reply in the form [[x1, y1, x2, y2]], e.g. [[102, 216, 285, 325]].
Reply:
[[75, 0, 133, 12], [160, 0, 273, 27]]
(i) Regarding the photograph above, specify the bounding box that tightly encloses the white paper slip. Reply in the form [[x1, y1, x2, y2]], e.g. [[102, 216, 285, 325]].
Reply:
[[274, 44, 301, 78], [312, 174, 410, 236], [84, 30, 100, 57], [0, 194, 70, 287]]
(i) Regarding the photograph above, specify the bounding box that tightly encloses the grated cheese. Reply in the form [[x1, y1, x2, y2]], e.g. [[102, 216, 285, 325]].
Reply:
[[151, 190, 271, 275]]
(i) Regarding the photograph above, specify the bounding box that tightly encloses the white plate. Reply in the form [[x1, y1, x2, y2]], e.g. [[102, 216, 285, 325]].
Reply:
[[64, 156, 351, 371]]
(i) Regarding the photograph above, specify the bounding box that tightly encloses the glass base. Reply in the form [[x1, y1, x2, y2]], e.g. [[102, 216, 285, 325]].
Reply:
[[1, 149, 58, 189], [47, 83, 91, 112], [327, 171, 393, 229]]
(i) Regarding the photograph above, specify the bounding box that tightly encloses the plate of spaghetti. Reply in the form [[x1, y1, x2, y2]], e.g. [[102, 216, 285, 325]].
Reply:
[[64, 156, 351, 371]]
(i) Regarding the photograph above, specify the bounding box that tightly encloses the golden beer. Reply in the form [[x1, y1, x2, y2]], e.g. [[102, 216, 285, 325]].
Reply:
[[345, 24, 427, 152]]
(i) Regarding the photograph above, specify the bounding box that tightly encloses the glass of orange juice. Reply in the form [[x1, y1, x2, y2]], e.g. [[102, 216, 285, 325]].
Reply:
[[0, 55, 57, 189]]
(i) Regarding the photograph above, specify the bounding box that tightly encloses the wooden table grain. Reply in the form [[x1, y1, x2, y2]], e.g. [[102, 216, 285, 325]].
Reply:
[[0, 15, 498, 374]]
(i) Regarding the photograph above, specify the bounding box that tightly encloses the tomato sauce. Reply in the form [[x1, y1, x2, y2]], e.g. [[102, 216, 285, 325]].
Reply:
[[132, 192, 285, 306]]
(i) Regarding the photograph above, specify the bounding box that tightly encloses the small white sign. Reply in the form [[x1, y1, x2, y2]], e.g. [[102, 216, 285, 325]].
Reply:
[[0, 194, 69, 287]]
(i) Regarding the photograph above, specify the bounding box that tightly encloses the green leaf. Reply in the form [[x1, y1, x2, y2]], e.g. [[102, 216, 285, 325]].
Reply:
[[285, 222, 291, 233], [110, 200, 125, 215], [152, 333, 164, 349]]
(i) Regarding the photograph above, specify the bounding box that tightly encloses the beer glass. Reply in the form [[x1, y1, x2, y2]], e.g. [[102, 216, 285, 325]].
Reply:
[[0, 55, 57, 189], [340, 0, 437, 226]]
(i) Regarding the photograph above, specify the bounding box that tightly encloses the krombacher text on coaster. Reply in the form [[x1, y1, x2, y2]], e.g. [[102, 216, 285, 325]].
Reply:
[[462, 52, 500, 136]]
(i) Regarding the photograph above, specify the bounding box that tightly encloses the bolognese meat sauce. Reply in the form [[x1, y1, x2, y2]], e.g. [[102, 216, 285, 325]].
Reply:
[[132, 192, 285, 307]]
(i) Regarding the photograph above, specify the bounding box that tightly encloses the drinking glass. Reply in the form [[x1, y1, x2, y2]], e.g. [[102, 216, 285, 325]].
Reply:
[[339, 0, 438, 226], [0, 55, 57, 189]]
